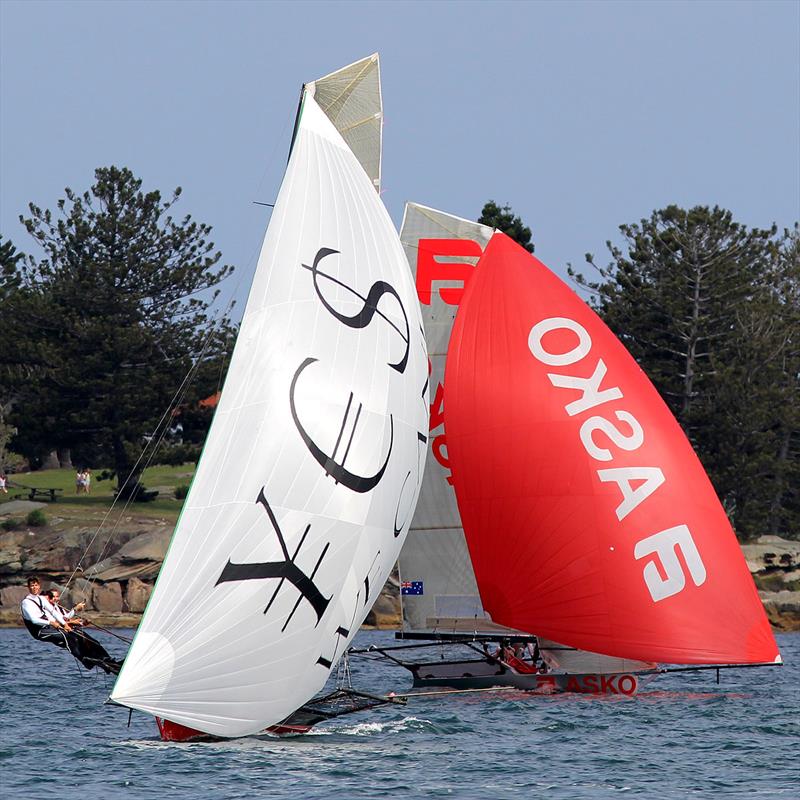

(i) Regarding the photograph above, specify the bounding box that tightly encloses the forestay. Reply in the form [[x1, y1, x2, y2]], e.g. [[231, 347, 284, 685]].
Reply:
[[397, 204, 501, 633], [111, 92, 429, 737], [444, 232, 780, 666]]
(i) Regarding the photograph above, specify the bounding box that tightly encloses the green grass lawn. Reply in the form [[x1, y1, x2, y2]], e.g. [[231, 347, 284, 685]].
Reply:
[[1, 463, 196, 520]]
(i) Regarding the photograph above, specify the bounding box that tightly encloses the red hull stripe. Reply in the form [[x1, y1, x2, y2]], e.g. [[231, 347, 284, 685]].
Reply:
[[155, 717, 312, 741]]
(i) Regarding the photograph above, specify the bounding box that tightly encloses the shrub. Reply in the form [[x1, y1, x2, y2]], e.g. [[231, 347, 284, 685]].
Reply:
[[156, 443, 202, 467], [115, 481, 158, 502], [1, 517, 21, 531], [2, 451, 28, 472], [174, 484, 190, 500], [26, 509, 47, 527]]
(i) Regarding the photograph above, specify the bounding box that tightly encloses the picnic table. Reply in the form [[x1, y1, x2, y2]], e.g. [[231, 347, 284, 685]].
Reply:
[[14, 487, 63, 502]]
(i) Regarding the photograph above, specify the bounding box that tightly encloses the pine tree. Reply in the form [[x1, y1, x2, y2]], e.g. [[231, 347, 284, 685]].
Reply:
[[10, 166, 235, 493], [478, 201, 534, 252], [570, 206, 797, 540], [1, 236, 29, 468]]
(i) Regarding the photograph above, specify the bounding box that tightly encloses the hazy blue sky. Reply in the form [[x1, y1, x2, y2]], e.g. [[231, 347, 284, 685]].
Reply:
[[2, 0, 798, 317]]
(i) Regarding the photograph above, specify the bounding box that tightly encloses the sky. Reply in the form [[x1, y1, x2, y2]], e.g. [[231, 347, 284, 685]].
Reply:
[[1, 0, 798, 319]]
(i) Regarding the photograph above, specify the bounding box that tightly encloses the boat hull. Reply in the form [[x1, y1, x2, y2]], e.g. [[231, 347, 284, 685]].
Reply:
[[155, 717, 311, 742], [409, 661, 645, 695]]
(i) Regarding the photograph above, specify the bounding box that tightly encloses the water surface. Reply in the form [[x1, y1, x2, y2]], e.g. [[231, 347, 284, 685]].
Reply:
[[1, 629, 797, 799]]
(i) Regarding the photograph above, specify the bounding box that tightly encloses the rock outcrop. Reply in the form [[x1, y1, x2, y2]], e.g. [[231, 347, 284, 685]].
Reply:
[[742, 536, 800, 631], [125, 577, 152, 613], [0, 584, 29, 608], [92, 581, 123, 613], [0, 504, 171, 627], [0, 501, 795, 632]]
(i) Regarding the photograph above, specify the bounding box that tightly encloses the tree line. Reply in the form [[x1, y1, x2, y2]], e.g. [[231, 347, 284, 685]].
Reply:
[[0, 174, 796, 539], [481, 201, 798, 541], [0, 167, 235, 498]]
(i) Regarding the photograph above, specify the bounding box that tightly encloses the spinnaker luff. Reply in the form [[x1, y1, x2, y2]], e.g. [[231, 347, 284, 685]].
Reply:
[[110, 55, 429, 737], [444, 232, 780, 666]]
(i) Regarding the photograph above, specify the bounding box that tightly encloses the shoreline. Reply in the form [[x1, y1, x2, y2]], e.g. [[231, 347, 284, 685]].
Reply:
[[0, 610, 402, 630], [2, 503, 798, 633]]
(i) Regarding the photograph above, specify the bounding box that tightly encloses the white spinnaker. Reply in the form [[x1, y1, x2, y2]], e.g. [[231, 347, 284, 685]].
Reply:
[[397, 204, 499, 633], [306, 53, 382, 192], [111, 94, 428, 737]]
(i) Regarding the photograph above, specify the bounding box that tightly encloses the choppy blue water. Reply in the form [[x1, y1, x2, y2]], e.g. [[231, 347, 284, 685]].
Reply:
[[1, 629, 797, 799]]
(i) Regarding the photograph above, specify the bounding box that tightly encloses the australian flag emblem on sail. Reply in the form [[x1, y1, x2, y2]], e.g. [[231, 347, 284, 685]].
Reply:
[[401, 581, 424, 596]]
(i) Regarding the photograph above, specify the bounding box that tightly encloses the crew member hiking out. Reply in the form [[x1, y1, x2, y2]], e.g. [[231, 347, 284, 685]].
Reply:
[[20, 576, 123, 674], [45, 588, 85, 623]]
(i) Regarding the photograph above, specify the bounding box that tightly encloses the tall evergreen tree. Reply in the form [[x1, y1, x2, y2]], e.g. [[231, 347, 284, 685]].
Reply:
[[572, 206, 774, 431], [761, 226, 799, 536], [11, 166, 234, 493], [570, 205, 796, 540], [1, 235, 30, 469], [478, 201, 534, 252]]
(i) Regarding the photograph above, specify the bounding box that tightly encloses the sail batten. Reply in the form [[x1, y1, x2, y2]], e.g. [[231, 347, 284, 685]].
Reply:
[[111, 74, 428, 737]]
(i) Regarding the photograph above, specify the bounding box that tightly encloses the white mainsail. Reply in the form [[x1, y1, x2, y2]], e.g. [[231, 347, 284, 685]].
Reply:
[[306, 53, 382, 192], [397, 203, 499, 633], [111, 83, 429, 737]]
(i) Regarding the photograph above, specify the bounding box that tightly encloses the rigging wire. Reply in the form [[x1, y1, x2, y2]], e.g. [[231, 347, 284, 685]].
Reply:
[[62, 101, 295, 599], [63, 355, 205, 596], [335, 651, 353, 690], [83, 620, 134, 644], [63, 291, 239, 603]]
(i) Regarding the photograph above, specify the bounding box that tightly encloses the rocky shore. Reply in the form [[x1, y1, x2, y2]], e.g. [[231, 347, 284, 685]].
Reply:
[[1, 500, 798, 632], [0, 500, 402, 629], [740, 535, 800, 632]]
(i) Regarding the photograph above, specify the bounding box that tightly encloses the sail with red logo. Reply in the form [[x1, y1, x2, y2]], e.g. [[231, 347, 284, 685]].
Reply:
[[444, 231, 780, 666]]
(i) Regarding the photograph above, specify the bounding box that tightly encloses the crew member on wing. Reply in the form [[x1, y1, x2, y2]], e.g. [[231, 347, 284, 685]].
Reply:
[[45, 588, 85, 624], [20, 576, 122, 674]]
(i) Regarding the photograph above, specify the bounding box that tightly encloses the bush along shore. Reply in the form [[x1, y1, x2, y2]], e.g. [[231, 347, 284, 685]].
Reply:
[[0, 500, 798, 632]]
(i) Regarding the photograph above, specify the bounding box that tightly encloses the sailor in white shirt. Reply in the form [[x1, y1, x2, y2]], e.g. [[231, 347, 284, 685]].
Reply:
[[45, 588, 85, 624], [21, 575, 122, 674], [21, 577, 61, 633]]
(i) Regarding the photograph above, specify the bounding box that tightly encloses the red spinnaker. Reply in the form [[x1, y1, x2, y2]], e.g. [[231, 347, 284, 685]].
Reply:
[[444, 233, 779, 665]]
